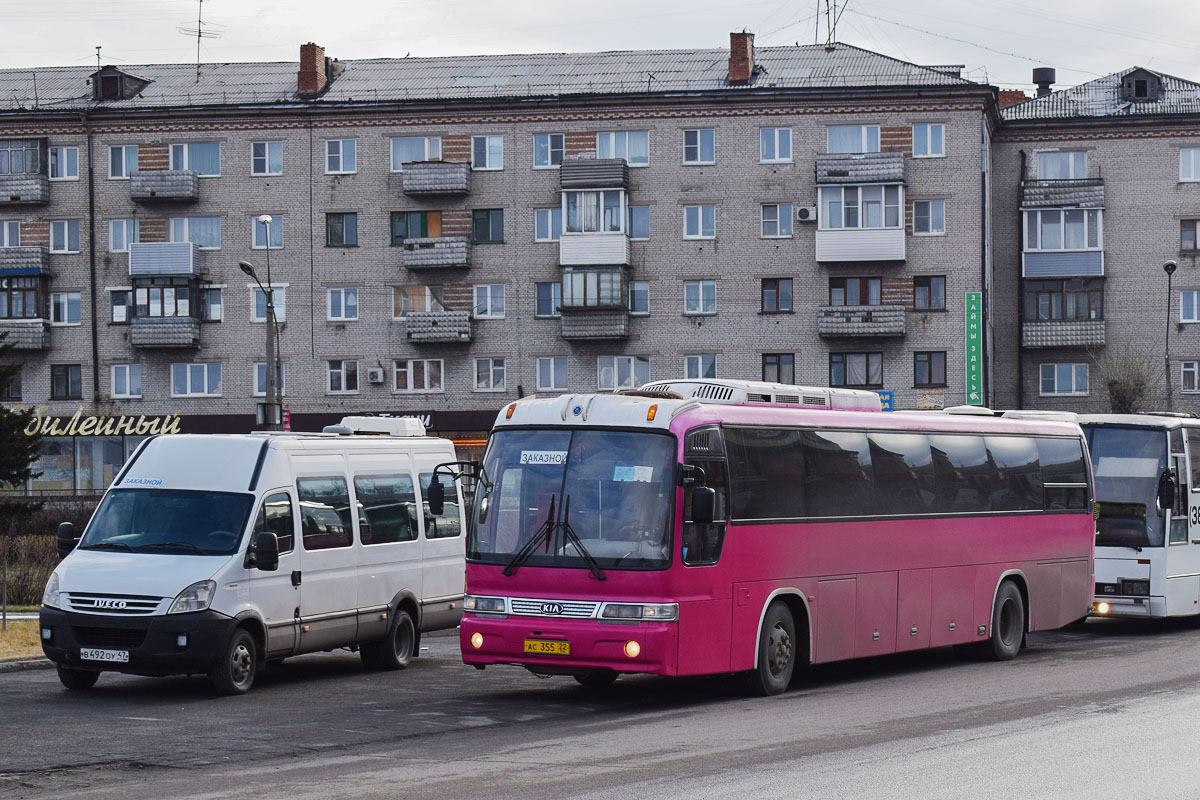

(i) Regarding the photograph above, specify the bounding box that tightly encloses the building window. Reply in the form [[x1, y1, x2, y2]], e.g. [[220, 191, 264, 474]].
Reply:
[[394, 359, 443, 392], [1182, 220, 1197, 250], [475, 358, 506, 391], [251, 215, 283, 249], [109, 218, 139, 252], [1038, 151, 1086, 179], [829, 277, 881, 306], [761, 203, 793, 238], [0, 220, 18, 247], [683, 205, 715, 239], [251, 141, 283, 176], [472, 209, 504, 243], [251, 287, 286, 323], [169, 216, 221, 249], [0, 140, 40, 174], [914, 200, 946, 234], [912, 124, 945, 158], [827, 125, 880, 154], [1025, 278, 1103, 320], [50, 291, 80, 325], [1183, 362, 1200, 394], [760, 127, 792, 163], [169, 142, 220, 175], [110, 290, 131, 323], [0, 276, 41, 320], [683, 129, 715, 164], [819, 185, 902, 230], [202, 287, 223, 322], [565, 190, 624, 233], [111, 364, 142, 399], [328, 360, 358, 393], [327, 287, 358, 321], [914, 276, 946, 310], [49, 220, 80, 253], [49, 146, 78, 180], [471, 135, 504, 170], [1040, 363, 1089, 396], [1023, 209, 1101, 250], [762, 353, 794, 384], [108, 145, 138, 179], [393, 285, 444, 317], [253, 362, 285, 397], [1182, 290, 1200, 323], [2, 368, 19, 401], [325, 212, 358, 247], [535, 208, 562, 242], [629, 280, 649, 315], [914, 351, 947, 387], [762, 278, 792, 313], [684, 279, 716, 315], [536, 356, 567, 391], [536, 282, 561, 317], [325, 139, 356, 174], [534, 133, 564, 168], [831, 352, 883, 388], [51, 364, 82, 400], [685, 354, 716, 380], [171, 362, 222, 397], [390, 137, 440, 170], [597, 355, 649, 391], [133, 277, 194, 319], [596, 130, 649, 166], [473, 284, 505, 318], [1182, 148, 1200, 182], [629, 206, 650, 240], [563, 269, 624, 308], [391, 210, 441, 244]]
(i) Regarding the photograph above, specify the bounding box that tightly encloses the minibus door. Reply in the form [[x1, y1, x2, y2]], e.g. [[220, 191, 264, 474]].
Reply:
[[249, 490, 300, 655]]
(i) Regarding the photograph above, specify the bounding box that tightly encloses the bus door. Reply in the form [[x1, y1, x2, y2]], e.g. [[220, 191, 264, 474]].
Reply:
[[1168, 428, 1200, 615]]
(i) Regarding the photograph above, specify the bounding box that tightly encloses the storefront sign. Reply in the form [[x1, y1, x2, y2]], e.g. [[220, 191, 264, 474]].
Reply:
[[875, 391, 894, 412], [964, 292, 984, 406], [20, 406, 182, 437]]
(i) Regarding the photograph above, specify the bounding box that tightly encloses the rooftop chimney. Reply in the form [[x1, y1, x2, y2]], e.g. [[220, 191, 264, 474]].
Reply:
[[729, 32, 755, 84], [1032, 67, 1056, 98], [998, 89, 1029, 109], [298, 42, 328, 97]]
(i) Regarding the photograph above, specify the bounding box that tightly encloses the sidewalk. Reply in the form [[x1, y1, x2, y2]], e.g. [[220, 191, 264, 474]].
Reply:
[[1, 613, 53, 673]]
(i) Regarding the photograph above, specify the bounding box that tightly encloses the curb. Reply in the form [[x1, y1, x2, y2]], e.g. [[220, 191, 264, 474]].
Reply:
[[0, 658, 54, 674]]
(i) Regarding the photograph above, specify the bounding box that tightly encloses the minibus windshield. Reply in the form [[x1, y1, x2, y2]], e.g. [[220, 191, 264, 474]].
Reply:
[[1086, 426, 1167, 548], [80, 489, 256, 556]]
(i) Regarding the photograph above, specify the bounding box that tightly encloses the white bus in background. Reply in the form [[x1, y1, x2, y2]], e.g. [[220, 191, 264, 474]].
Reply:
[[40, 416, 465, 694]]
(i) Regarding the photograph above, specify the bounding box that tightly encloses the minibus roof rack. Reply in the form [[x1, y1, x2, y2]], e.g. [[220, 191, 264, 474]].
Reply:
[[638, 379, 882, 412], [1136, 411, 1198, 418], [322, 416, 427, 437]]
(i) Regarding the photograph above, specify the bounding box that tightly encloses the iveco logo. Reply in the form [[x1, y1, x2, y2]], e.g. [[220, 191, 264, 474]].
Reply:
[[540, 603, 564, 615], [95, 599, 127, 609]]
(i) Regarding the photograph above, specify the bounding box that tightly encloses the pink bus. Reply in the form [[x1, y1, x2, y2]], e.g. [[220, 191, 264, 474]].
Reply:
[[441, 379, 1094, 695]]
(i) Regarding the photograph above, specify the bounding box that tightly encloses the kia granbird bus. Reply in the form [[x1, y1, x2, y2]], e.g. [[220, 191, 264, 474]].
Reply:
[[435, 379, 1095, 695]]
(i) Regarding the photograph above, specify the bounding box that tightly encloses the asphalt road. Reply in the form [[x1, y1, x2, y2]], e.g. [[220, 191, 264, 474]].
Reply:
[[3, 617, 1200, 799]]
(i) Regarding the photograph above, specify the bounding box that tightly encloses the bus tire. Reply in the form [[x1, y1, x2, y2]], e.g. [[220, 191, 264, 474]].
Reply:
[[574, 671, 618, 690], [361, 609, 416, 671], [211, 628, 257, 695], [57, 665, 99, 691], [985, 581, 1025, 661], [749, 602, 796, 696]]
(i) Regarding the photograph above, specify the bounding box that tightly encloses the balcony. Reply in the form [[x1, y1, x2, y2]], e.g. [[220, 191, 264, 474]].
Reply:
[[404, 310, 473, 343], [0, 173, 49, 205], [1022, 320, 1106, 349], [401, 162, 471, 196], [129, 317, 201, 349], [402, 237, 471, 270], [559, 307, 629, 340], [0, 246, 49, 273], [560, 158, 630, 190], [817, 305, 907, 338], [816, 228, 906, 263], [0, 320, 49, 349], [559, 232, 630, 266], [128, 242, 202, 277], [816, 151, 905, 185], [1021, 178, 1104, 209], [129, 170, 199, 203]]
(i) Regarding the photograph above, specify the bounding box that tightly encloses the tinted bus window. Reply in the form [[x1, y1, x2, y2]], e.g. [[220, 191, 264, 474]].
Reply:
[[724, 426, 806, 519], [986, 436, 1042, 511], [297, 476, 353, 550], [929, 434, 989, 514], [421, 472, 462, 539], [354, 474, 418, 544], [869, 432, 935, 515], [802, 430, 873, 517], [1038, 437, 1088, 510]]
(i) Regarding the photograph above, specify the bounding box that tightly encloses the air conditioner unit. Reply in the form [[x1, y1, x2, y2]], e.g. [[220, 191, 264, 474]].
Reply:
[[366, 367, 385, 384], [796, 206, 818, 223]]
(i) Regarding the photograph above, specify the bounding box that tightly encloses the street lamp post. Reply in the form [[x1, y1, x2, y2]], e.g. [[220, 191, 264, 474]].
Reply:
[[1165, 260, 1178, 413], [240, 214, 281, 430]]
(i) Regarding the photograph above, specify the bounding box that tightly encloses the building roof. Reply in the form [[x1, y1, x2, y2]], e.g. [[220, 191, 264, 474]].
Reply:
[[0, 42, 980, 114], [1001, 67, 1200, 121]]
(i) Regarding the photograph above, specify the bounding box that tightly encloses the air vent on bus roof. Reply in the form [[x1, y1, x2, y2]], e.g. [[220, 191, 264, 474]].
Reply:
[[695, 384, 734, 400], [746, 393, 772, 403], [775, 394, 800, 404]]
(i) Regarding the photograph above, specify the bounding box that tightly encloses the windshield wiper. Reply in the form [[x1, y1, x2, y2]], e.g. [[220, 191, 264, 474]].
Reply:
[[79, 542, 133, 552], [559, 497, 605, 581], [137, 542, 207, 555], [502, 495, 557, 577]]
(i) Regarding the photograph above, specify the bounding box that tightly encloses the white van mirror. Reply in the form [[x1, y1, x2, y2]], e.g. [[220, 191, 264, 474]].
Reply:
[[427, 477, 445, 516], [254, 532, 280, 572], [56, 522, 78, 559]]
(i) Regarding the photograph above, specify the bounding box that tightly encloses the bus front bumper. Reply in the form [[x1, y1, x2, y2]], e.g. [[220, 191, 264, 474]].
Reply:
[[1090, 595, 1166, 618]]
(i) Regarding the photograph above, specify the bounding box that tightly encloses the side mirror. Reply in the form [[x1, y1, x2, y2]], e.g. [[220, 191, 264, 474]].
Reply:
[[56, 522, 77, 559], [690, 487, 716, 525], [428, 476, 445, 516], [1158, 471, 1177, 515], [254, 532, 280, 572]]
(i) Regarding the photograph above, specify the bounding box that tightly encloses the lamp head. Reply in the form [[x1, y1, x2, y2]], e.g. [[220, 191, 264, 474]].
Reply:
[[238, 260, 256, 277], [1164, 260, 1178, 276], [256, 214, 273, 225]]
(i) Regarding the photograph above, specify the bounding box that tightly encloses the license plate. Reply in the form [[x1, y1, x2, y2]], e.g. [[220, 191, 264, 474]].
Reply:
[[80, 648, 129, 663], [523, 639, 570, 656]]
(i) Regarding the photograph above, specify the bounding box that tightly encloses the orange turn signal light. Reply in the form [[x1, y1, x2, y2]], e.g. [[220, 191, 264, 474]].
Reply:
[[505, 403, 516, 420], [646, 404, 658, 422]]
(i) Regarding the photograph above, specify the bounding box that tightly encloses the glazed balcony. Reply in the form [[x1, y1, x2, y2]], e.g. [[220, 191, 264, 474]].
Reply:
[[128, 242, 202, 277]]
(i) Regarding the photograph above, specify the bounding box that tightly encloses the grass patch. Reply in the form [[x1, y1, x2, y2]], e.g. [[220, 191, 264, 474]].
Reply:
[[0, 620, 43, 662]]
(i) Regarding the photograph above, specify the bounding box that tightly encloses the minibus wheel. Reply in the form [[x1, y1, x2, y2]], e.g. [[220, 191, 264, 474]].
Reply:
[[749, 602, 796, 696], [985, 581, 1025, 661], [211, 628, 257, 695], [56, 665, 99, 691], [361, 609, 416, 671]]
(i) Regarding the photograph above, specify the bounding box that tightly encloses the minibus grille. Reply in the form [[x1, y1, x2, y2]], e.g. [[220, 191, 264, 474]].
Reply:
[[73, 626, 148, 649], [66, 593, 163, 615], [509, 598, 600, 619]]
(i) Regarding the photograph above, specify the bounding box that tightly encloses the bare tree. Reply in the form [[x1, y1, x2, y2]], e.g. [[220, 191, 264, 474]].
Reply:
[[1090, 343, 1161, 414]]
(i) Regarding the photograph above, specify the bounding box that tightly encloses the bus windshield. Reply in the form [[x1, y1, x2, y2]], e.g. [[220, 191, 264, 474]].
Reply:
[[1086, 426, 1167, 548], [80, 488, 256, 556], [468, 429, 676, 570]]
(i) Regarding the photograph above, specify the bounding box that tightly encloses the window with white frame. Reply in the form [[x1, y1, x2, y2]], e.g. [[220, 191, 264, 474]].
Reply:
[[536, 356, 567, 391], [473, 284, 505, 318], [50, 291, 80, 325], [827, 125, 880, 154], [472, 135, 503, 170], [596, 130, 649, 165], [563, 269, 623, 308], [169, 142, 220, 175], [683, 129, 715, 164], [253, 362, 285, 397], [110, 290, 132, 323], [1182, 291, 1200, 323], [536, 282, 561, 317], [109, 218, 138, 252], [913, 124, 945, 157], [171, 362, 222, 397], [1182, 148, 1200, 182], [328, 360, 358, 393], [1040, 363, 1089, 396], [683, 205, 715, 238], [597, 355, 649, 391], [170, 216, 221, 249], [49, 220, 80, 253], [327, 286, 358, 320], [629, 280, 649, 315], [629, 206, 650, 240], [535, 208, 562, 241], [251, 287, 286, 322], [684, 279, 716, 315], [1023, 209, 1102, 251], [564, 190, 624, 233], [475, 357, 505, 391], [251, 141, 283, 176], [394, 358, 443, 392], [251, 215, 283, 249], [760, 127, 792, 162], [685, 354, 716, 380], [761, 203, 793, 237], [392, 285, 444, 317], [111, 364, 141, 399], [1184, 362, 1200, 393], [390, 136, 440, 170], [1038, 151, 1086, 179], [108, 144, 138, 179], [326, 139, 357, 174], [49, 146, 78, 180], [914, 200, 946, 234], [819, 186, 902, 230], [0, 220, 18, 247], [534, 133, 564, 168]]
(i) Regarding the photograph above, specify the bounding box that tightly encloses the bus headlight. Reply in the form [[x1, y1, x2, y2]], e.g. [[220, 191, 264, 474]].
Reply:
[[168, 580, 215, 614], [42, 572, 61, 610], [470, 632, 484, 649], [464, 595, 506, 613], [601, 603, 678, 621], [1096, 601, 1110, 615]]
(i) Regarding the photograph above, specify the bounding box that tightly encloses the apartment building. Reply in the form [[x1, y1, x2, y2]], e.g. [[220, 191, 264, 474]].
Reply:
[[0, 35, 999, 493]]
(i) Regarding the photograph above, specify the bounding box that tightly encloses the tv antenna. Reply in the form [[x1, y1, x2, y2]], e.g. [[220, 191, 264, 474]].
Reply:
[[179, 0, 224, 83]]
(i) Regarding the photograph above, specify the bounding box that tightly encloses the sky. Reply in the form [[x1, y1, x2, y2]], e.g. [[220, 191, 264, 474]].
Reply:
[[2, 0, 1197, 92]]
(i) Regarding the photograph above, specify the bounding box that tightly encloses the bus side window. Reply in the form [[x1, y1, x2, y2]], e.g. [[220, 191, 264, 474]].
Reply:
[[1187, 429, 1200, 492], [683, 459, 727, 566]]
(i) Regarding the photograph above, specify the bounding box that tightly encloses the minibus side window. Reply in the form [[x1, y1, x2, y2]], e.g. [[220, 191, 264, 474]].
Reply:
[[420, 472, 461, 539], [253, 491, 294, 553], [353, 474, 418, 545], [297, 476, 353, 550]]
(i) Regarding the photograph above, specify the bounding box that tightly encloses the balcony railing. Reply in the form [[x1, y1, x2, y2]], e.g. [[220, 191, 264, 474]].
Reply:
[[129, 317, 201, 348], [404, 310, 473, 343], [817, 305, 907, 338], [815, 152, 905, 184], [560, 158, 630, 190], [815, 228, 906, 263], [1020, 178, 1104, 209], [402, 237, 471, 270], [129, 242, 202, 277], [559, 232, 630, 266], [559, 307, 630, 339], [0, 173, 49, 205], [0, 319, 49, 349], [1022, 320, 1105, 348], [129, 170, 199, 203], [401, 162, 471, 196], [0, 246, 49, 272]]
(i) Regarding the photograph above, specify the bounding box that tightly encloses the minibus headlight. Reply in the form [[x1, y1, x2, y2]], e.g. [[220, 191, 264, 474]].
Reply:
[[601, 603, 678, 621], [168, 580, 216, 614], [464, 595, 506, 613], [42, 572, 61, 610]]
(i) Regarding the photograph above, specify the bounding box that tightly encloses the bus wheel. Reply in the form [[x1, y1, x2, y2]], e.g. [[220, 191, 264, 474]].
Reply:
[[361, 609, 416, 671], [985, 581, 1025, 661], [750, 602, 796, 696], [574, 671, 618, 690]]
